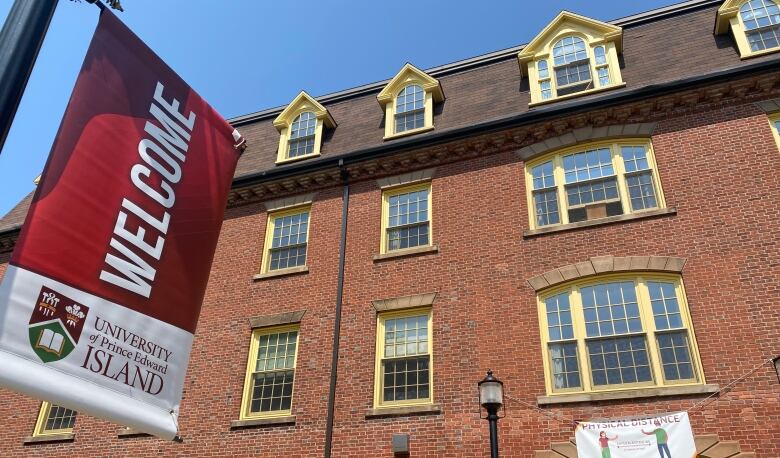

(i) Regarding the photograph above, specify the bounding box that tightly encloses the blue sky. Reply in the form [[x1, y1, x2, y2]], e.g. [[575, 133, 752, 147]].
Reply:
[[0, 0, 678, 217]]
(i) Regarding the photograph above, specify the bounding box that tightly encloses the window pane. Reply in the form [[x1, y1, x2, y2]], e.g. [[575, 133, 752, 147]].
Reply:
[[553, 36, 589, 66], [625, 171, 657, 211], [42, 404, 77, 432], [384, 315, 428, 358], [594, 46, 607, 65], [648, 282, 683, 330], [741, 0, 780, 51], [387, 188, 430, 251], [550, 342, 581, 389], [382, 356, 431, 402], [588, 336, 652, 386], [534, 189, 560, 227], [250, 370, 295, 413], [287, 111, 317, 158], [657, 331, 695, 381], [545, 293, 574, 341], [581, 281, 642, 337], [563, 148, 614, 184], [395, 85, 425, 133], [532, 161, 556, 190], [269, 211, 309, 270], [537, 59, 549, 78], [597, 67, 610, 86]]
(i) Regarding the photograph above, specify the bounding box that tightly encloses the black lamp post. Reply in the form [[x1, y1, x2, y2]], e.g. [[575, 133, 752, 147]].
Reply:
[[478, 370, 504, 458]]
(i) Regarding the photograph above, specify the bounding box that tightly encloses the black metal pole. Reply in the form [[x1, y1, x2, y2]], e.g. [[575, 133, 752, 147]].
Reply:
[[487, 406, 499, 458], [0, 0, 59, 154], [323, 163, 349, 458]]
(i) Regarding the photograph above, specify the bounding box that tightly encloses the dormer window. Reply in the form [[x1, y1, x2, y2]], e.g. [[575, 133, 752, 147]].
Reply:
[[716, 0, 780, 58], [740, 0, 780, 51], [288, 112, 317, 158], [273, 91, 336, 165], [518, 12, 625, 106], [377, 64, 445, 140]]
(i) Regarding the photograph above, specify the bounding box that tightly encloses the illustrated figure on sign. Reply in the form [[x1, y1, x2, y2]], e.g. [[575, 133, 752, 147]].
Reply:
[[598, 431, 618, 458], [642, 420, 671, 458]]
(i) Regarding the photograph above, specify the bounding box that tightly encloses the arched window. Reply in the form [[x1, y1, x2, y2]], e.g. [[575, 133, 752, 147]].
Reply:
[[537, 273, 704, 394], [525, 140, 666, 230], [552, 36, 592, 96], [739, 0, 780, 52], [395, 85, 425, 133], [287, 111, 317, 158]]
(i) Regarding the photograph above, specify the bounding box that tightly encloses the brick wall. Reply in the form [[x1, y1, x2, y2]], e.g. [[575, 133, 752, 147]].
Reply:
[[0, 99, 778, 457]]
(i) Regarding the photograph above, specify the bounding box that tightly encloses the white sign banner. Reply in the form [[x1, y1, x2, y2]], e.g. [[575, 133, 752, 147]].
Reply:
[[575, 411, 696, 458]]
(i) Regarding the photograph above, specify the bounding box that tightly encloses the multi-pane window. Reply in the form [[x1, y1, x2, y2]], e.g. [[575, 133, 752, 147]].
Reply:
[[552, 36, 592, 96], [740, 0, 780, 52], [241, 325, 299, 418], [34, 402, 77, 436], [375, 310, 432, 407], [531, 161, 560, 226], [395, 85, 425, 133], [538, 275, 702, 394], [287, 111, 317, 159], [525, 141, 664, 229], [263, 207, 310, 272], [381, 183, 431, 253], [537, 60, 552, 100]]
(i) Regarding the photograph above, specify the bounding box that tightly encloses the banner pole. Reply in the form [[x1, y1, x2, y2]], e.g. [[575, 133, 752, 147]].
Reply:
[[0, 0, 59, 155]]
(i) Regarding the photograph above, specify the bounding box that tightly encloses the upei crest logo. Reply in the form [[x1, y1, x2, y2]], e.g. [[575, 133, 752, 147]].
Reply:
[[28, 287, 89, 363]]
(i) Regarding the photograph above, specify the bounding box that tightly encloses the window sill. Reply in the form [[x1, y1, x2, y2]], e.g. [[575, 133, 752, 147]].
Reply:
[[383, 125, 434, 141], [230, 415, 296, 429], [537, 383, 719, 405], [253, 266, 309, 281], [275, 153, 321, 166], [528, 82, 627, 107], [373, 245, 439, 262], [365, 404, 441, 419], [117, 427, 151, 438], [739, 47, 780, 60], [23, 433, 75, 445], [524, 207, 676, 238]]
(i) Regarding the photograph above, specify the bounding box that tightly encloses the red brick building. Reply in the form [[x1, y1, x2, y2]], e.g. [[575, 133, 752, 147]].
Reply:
[[1, 0, 779, 456]]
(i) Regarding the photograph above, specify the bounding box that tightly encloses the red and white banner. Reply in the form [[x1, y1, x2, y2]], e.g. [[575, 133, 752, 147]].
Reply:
[[0, 9, 241, 439], [575, 412, 696, 458]]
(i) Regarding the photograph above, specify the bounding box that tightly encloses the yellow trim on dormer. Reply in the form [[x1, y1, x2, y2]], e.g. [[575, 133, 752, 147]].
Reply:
[[378, 64, 444, 140], [518, 11, 624, 105], [715, 0, 780, 59], [518, 11, 622, 63], [273, 91, 335, 164]]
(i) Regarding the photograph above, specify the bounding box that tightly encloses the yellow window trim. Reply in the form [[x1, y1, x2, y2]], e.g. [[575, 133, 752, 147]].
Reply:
[[715, 0, 780, 59], [768, 113, 780, 149], [260, 205, 311, 274], [536, 273, 706, 397], [239, 323, 300, 420], [518, 12, 624, 105], [33, 401, 75, 437], [377, 64, 444, 140], [373, 307, 434, 409], [523, 138, 666, 231], [379, 181, 433, 255], [273, 91, 336, 164]]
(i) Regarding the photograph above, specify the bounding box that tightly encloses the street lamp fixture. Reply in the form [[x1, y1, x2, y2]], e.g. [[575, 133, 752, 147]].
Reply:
[[773, 355, 780, 384], [478, 370, 505, 458]]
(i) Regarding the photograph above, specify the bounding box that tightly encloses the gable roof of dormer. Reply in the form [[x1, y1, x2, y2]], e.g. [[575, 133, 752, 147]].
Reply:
[[272, 91, 336, 132], [376, 63, 445, 106], [715, 0, 745, 34], [518, 11, 623, 64]]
